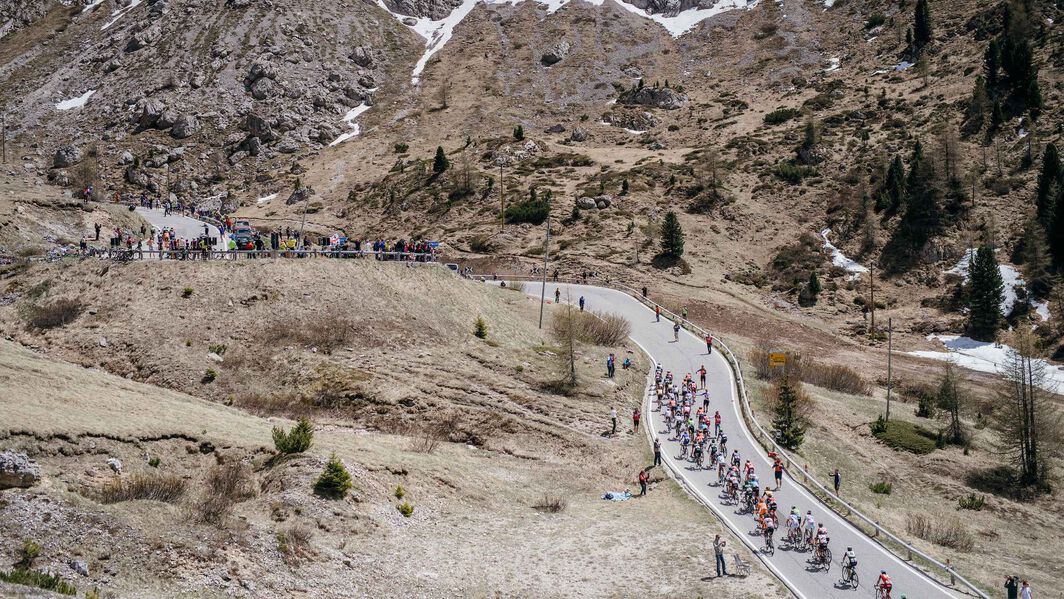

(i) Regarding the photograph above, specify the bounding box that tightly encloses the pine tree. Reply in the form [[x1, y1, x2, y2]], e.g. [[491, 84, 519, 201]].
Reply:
[[937, 362, 966, 445], [313, 453, 353, 499], [658, 211, 685, 259], [513, 125, 525, 141], [989, 100, 1004, 133], [473, 316, 488, 339], [771, 377, 810, 450], [272, 418, 314, 454], [896, 141, 940, 252], [914, 0, 933, 50], [984, 39, 1001, 90], [1035, 143, 1060, 225], [621, 179, 630, 195], [967, 245, 1005, 340], [877, 154, 906, 213], [433, 146, 449, 174], [966, 76, 989, 130], [808, 271, 821, 297], [1021, 220, 1053, 299], [1052, 184, 1064, 266]]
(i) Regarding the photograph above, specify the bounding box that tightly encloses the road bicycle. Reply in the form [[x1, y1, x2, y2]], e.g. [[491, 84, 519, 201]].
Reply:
[[839, 560, 859, 589], [874, 583, 891, 599], [762, 530, 775, 556], [813, 545, 832, 571]]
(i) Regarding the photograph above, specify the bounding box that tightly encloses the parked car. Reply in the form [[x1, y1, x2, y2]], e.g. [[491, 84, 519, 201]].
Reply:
[[233, 235, 255, 250]]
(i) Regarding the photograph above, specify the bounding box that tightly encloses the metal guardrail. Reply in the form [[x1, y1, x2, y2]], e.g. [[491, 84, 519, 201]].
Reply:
[[478, 273, 989, 599], [80, 248, 439, 262]]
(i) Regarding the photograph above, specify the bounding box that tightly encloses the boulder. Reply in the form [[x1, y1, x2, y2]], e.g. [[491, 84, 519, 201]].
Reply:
[[53, 145, 83, 168], [540, 41, 570, 66], [276, 136, 300, 154], [0, 451, 40, 489], [569, 128, 588, 142], [107, 457, 123, 474], [119, 150, 134, 165], [617, 86, 687, 110], [245, 136, 262, 156], [137, 99, 166, 129], [350, 46, 374, 68], [69, 560, 89, 577], [594, 195, 612, 209], [171, 114, 199, 139], [244, 114, 276, 142], [285, 186, 313, 206], [247, 61, 275, 83], [576, 196, 596, 209], [125, 25, 161, 52], [545, 124, 565, 133], [156, 109, 179, 130], [250, 77, 276, 100]]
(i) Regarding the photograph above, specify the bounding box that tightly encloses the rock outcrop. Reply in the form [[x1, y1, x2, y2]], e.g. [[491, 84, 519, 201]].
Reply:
[[0, 451, 40, 489], [617, 86, 687, 110]]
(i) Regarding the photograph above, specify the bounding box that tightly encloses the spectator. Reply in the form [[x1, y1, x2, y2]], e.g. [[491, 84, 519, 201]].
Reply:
[[610, 407, 617, 435], [833, 468, 842, 496], [1005, 576, 1018, 599], [713, 535, 728, 577], [653, 438, 661, 466], [638, 469, 649, 496], [632, 408, 641, 430], [1020, 580, 1032, 599]]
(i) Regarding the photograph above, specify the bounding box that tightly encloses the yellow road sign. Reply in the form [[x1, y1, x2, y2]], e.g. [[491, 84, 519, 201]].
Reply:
[[768, 352, 787, 367]]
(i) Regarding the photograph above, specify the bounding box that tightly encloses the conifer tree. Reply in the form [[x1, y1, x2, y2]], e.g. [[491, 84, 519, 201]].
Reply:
[[1021, 220, 1053, 299], [877, 154, 906, 213], [984, 39, 1001, 90], [967, 245, 1005, 340], [1052, 185, 1064, 267], [771, 377, 810, 450], [433, 146, 449, 174], [914, 0, 933, 51], [966, 76, 989, 129], [896, 141, 940, 252], [658, 211, 685, 259], [313, 453, 353, 499], [1035, 143, 1060, 225]]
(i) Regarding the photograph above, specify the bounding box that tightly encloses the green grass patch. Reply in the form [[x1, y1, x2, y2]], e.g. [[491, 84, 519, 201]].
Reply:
[[0, 569, 77, 595], [871, 418, 938, 455]]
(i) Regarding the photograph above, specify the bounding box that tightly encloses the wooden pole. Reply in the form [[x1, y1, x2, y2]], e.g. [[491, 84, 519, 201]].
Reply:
[[538, 214, 550, 329], [0, 112, 5, 164], [499, 162, 505, 232], [886, 318, 893, 422], [869, 264, 876, 339]]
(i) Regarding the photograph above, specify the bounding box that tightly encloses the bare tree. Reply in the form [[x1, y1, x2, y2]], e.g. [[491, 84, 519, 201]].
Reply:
[[437, 79, 451, 110], [995, 328, 1063, 490], [936, 361, 966, 445]]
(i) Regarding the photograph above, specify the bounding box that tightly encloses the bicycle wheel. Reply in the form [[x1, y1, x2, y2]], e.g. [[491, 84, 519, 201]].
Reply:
[[850, 571, 859, 589], [822, 549, 832, 571]]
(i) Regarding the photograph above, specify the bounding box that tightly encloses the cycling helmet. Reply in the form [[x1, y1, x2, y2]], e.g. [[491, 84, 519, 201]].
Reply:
[[881, 570, 887, 574], [847, 547, 852, 551]]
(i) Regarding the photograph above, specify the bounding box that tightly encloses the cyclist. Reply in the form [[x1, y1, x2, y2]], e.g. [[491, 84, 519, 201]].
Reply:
[[841, 547, 857, 583], [785, 509, 801, 544], [802, 511, 817, 547], [814, 525, 830, 563], [763, 512, 777, 551], [876, 571, 893, 598]]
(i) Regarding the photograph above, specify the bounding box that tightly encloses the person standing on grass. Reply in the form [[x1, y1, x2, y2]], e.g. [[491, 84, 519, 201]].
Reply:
[[555, 288, 561, 303], [1005, 576, 1018, 599], [706, 334, 713, 355], [653, 437, 662, 466], [638, 469, 649, 496], [610, 407, 617, 435], [1020, 581, 1033, 599], [606, 353, 615, 378], [833, 468, 842, 496], [713, 535, 728, 577], [681, 306, 688, 320], [632, 408, 641, 431], [579, 296, 585, 311]]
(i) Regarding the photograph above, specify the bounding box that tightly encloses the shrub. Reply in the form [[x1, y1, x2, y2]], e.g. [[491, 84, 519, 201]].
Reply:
[[532, 495, 568, 513], [193, 462, 256, 524], [16, 539, 40, 569], [394, 142, 409, 153], [148, 457, 161, 468], [276, 524, 315, 564], [869, 481, 893, 494], [551, 310, 631, 346], [208, 344, 228, 356], [801, 361, 869, 395], [872, 419, 938, 454], [774, 162, 817, 184], [504, 197, 550, 225], [397, 501, 414, 517], [474, 316, 488, 339], [202, 368, 218, 384], [957, 493, 985, 510], [0, 569, 77, 595], [260, 311, 355, 354], [23, 298, 83, 330], [394, 484, 405, 500], [182, 287, 194, 298], [513, 125, 525, 140], [99, 473, 187, 504], [314, 453, 353, 499], [763, 108, 800, 125], [907, 514, 974, 552], [865, 12, 886, 29], [273, 418, 314, 454]]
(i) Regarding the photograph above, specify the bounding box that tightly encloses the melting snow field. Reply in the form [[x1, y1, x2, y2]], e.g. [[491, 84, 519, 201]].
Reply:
[[946, 249, 1037, 317], [102, 0, 143, 30], [909, 334, 1064, 393], [55, 90, 96, 110], [377, 0, 754, 85], [328, 103, 372, 147], [256, 193, 278, 205], [820, 228, 867, 279], [824, 57, 840, 72]]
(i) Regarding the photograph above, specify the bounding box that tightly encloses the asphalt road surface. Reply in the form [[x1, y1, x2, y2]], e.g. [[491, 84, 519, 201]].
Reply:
[[514, 281, 963, 599], [135, 207, 228, 251]]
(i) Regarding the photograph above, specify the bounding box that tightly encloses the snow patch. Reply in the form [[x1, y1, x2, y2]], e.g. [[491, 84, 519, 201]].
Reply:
[[820, 228, 867, 279], [895, 60, 914, 71], [909, 334, 1064, 393], [256, 193, 278, 205], [101, 0, 142, 30], [328, 103, 372, 146], [947, 249, 1028, 316], [55, 90, 96, 110], [378, 0, 753, 84], [82, 0, 105, 12], [824, 57, 840, 72], [1033, 300, 1050, 322], [624, 128, 647, 134]]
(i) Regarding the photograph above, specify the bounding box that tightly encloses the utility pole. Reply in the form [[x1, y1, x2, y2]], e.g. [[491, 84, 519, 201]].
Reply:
[[885, 317, 893, 422], [538, 214, 550, 329], [869, 264, 876, 339], [93, 144, 99, 197], [0, 112, 5, 164]]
